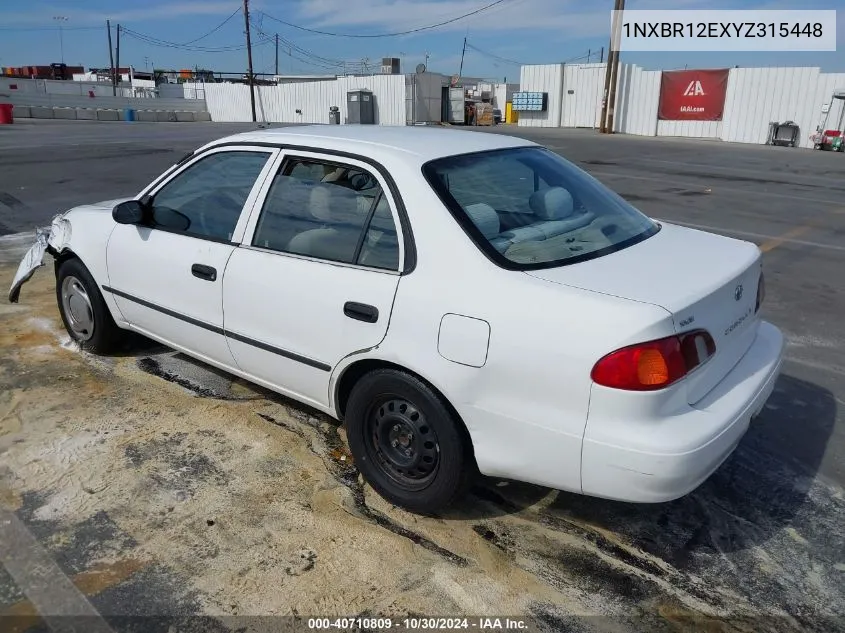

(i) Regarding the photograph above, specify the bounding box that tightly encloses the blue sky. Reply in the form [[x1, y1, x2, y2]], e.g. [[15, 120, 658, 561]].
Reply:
[[0, 0, 842, 80]]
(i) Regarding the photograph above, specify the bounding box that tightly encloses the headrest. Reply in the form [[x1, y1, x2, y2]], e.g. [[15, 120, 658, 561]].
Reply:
[[321, 167, 346, 183], [464, 203, 500, 239], [309, 185, 333, 222], [529, 187, 574, 220]]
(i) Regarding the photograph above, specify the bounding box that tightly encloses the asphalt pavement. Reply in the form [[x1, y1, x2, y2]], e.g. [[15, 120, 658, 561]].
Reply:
[[2, 119, 842, 483], [0, 119, 843, 631]]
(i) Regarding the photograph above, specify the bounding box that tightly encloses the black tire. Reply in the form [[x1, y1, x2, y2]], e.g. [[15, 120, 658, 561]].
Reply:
[[55, 257, 125, 354], [345, 369, 475, 514]]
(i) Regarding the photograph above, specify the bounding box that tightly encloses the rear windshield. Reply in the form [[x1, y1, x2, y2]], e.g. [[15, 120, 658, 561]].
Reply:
[[422, 146, 659, 269]]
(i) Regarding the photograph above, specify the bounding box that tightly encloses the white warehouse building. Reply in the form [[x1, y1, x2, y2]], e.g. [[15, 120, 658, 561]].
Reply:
[[515, 62, 845, 150]]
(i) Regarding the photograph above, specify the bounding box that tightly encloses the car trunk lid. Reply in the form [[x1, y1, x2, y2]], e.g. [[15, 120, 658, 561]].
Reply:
[[525, 222, 763, 404]]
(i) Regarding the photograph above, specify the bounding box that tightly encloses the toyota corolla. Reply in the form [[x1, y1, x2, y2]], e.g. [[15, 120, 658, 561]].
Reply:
[[9, 126, 784, 514]]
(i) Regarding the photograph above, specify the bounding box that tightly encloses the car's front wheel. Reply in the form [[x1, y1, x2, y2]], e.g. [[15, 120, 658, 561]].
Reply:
[[56, 257, 125, 354], [345, 369, 474, 514]]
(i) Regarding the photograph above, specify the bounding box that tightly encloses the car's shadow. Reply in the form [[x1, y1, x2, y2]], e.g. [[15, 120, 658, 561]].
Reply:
[[442, 373, 838, 560], [102, 332, 172, 358], [114, 337, 838, 566]]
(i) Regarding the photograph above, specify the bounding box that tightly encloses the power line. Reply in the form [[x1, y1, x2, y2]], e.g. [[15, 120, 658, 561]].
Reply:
[[121, 26, 271, 53], [251, 19, 337, 68], [563, 50, 594, 64], [0, 25, 102, 31], [250, 17, 365, 73], [467, 41, 593, 68], [182, 5, 242, 45], [465, 42, 524, 66], [260, 0, 511, 38]]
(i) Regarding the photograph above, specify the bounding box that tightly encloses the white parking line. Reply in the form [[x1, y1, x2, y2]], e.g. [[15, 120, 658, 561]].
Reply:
[[0, 506, 113, 632], [662, 220, 845, 253], [587, 168, 845, 209]]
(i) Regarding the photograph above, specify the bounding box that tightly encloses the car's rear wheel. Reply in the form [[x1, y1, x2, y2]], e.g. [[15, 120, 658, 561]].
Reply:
[[56, 258, 125, 354], [345, 369, 474, 514]]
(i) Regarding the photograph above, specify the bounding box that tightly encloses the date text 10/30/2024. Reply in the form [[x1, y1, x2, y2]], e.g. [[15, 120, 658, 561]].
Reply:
[[307, 617, 530, 631]]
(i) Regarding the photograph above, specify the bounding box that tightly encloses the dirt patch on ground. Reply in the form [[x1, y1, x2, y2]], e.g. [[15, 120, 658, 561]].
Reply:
[[0, 264, 843, 633]]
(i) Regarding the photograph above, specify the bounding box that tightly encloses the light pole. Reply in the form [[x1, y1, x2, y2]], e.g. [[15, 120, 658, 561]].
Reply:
[[53, 16, 68, 63]]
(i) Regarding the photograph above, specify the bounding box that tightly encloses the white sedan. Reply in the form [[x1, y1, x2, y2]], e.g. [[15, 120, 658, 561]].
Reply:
[[9, 126, 784, 514]]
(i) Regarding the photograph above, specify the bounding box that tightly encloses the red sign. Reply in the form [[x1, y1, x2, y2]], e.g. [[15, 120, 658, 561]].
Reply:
[[658, 69, 729, 121]]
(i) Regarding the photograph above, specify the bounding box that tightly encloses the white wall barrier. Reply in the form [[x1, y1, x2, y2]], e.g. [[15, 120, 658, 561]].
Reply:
[[194, 74, 407, 126], [518, 63, 845, 149]]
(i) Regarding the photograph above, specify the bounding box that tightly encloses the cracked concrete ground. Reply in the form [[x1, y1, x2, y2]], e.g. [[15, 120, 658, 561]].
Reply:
[[0, 121, 843, 633]]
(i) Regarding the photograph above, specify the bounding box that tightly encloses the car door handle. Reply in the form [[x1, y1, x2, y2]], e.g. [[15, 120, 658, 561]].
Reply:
[[344, 301, 379, 323], [191, 264, 217, 282]]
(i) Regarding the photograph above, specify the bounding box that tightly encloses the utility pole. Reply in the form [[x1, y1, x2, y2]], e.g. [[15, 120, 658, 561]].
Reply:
[[115, 24, 121, 89], [107, 19, 116, 96], [243, 0, 257, 122], [53, 17, 68, 64], [600, 46, 604, 63], [599, 0, 621, 133], [587, 49, 591, 63], [275, 33, 279, 76], [606, 0, 625, 134], [458, 37, 467, 79]]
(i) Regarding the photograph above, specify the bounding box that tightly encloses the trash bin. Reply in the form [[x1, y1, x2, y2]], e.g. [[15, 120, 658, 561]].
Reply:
[[347, 90, 375, 124], [123, 108, 136, 122], [329, 106, 340, 125], [0, 104, 13, 125]]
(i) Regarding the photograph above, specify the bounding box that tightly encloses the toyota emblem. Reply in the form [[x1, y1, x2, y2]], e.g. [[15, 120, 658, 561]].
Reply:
[[734, 284, 744, 301]]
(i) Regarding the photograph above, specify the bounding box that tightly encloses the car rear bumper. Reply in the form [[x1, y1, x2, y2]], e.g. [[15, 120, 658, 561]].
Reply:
[[580, 320, 784, 503]]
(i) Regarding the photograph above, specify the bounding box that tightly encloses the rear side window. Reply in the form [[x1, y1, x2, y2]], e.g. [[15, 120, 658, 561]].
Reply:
[[423, 147, 659, 270], [251, 158, 400, 270]]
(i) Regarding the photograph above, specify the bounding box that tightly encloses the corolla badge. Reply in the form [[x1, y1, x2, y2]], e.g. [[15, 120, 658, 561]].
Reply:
[[734, 284, 744, 302]]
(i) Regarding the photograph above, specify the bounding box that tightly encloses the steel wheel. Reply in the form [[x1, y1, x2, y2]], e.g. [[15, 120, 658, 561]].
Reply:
[[345, 369, 474, 513], [60, 275, 95, 341], [366, 397, 440, 490]]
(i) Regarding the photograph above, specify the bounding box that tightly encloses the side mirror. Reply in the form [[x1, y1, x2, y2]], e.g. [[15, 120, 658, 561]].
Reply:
[[112, 200, 146, 225]]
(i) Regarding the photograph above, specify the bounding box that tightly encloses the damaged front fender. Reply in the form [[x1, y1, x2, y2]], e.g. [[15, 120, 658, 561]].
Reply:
[[8, 213, 72, 304]]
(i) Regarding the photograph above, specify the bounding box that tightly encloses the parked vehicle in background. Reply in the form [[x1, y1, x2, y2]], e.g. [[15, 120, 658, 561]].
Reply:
[[9, 126, 784, 514], [493, 108, 502, 124]]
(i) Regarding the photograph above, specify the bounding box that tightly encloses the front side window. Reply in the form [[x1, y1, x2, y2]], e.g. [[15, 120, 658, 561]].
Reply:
[[423, 147, 659, 269], [251, 158, 400, 270], [150, 150, 271, 241]]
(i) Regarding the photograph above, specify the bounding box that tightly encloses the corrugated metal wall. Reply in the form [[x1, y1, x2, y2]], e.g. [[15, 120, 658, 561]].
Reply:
[[492, 83, 517, 110], [657, 120, 722, 139], [519, 63, 845, 148], [534, 62, 659, 135], [722, 67, 845, 149], [518, 64, 564, 127], [200, 74, 407, 125], [561, 63, 606, 128], [614, 64, 660, 136]]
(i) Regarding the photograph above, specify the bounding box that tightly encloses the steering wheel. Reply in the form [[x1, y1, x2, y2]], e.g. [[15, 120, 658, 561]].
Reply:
[[190, 189, 243, 237]]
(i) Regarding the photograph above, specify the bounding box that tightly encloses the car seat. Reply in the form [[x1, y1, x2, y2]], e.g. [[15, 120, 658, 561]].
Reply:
[[495, 187, 595, 249], [287, 184, 365, 262]]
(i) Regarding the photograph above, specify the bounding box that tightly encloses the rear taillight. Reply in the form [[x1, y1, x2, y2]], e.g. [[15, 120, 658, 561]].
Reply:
[[591, 330, 716, 391], [755, 271, 765, 312]]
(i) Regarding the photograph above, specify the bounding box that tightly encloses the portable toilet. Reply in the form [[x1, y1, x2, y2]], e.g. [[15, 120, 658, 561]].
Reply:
[[347, 89, 375, 124]]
